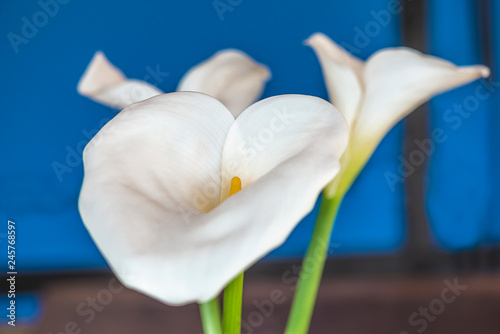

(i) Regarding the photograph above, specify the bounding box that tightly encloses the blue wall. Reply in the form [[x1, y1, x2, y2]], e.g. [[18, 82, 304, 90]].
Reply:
[[427, 0, 498, 250], [3, 0, 494, 272]]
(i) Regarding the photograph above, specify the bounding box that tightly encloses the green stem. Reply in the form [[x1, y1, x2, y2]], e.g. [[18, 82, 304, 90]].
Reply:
[[284, 192, 342, 334], [199, 297, 222, 334], [222, 272, 244, 334]]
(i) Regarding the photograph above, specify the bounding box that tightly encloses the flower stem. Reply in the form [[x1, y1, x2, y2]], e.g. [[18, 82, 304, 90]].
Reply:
[[199, 297, 222, 334], [222, 272, 244, 334], [284, 192, 342, 334]]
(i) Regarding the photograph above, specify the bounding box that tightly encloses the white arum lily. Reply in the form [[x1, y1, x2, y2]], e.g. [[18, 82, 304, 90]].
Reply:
[[285, 33, 491, 334], [78, 92, 349, 305], [77, 49, 270, 117], [306, 33, 490, 196]]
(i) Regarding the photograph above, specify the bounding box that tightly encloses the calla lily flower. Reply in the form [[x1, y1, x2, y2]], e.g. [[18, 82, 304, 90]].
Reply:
[[78, 92, 349, 305], [306, 33, 490, 196], [285, 34, 491, 334], [77, 49, 270, 117]]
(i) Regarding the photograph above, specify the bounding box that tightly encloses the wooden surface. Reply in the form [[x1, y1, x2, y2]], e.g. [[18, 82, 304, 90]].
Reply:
[[31, 272, 500, 334]]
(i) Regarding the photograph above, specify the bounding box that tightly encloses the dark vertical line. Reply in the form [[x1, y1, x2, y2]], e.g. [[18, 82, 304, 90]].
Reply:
[[482, 0, 500, 268], [475, 0, 496, 270], [400, 0, 437, 269], [450, 0, 496, 272], [477, 0, 494, 79]]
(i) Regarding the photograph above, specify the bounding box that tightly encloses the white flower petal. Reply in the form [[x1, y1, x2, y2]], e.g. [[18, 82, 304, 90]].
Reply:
[[221, 94, 349, 198], [77, 51, 126, 94], [309, 34, 490, 196], [79, 92, 348, 306], [355, 48, 490, 153], [177, 49, 271, 117], [305, 33, 364, 126], [195, 95, 348, 301], [79, 92, 234, 304], [77, 52, 163, 109]]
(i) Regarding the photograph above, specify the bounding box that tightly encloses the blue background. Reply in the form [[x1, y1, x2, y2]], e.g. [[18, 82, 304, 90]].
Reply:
[[0, 0, 497, 275], [427, 0, 498, 249]]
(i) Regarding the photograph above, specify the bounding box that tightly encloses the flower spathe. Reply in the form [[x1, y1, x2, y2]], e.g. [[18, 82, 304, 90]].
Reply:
[[78, 92, 349, 305], [77, 49, 270, 116], [306, 33, 490, 196], [177, 49, 271, 117]]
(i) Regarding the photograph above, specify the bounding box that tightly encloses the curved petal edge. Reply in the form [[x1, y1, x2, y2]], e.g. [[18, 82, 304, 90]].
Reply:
[[177, 49, 271, 117]]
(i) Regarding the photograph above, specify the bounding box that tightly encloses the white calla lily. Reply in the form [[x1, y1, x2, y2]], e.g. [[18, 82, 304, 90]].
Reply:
[[306, 33, 490, 196], [78, 92, 349, 305], [77, 50, 270, 117], [286, 34, 491, 334]]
